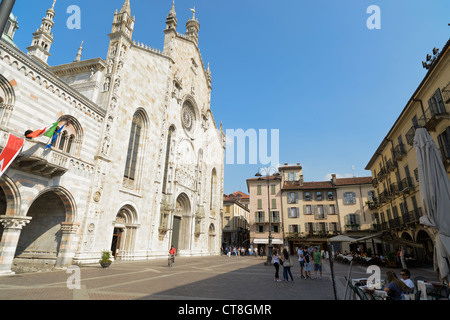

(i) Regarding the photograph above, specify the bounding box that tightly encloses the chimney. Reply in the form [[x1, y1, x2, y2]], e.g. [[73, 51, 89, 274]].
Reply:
[[331, 174, 337, 185]]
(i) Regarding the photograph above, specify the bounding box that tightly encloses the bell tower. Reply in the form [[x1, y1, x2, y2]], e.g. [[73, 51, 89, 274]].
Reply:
[[26, 0, 57, 65], [186, 7, 200, 46], [111, 0, 135, 41]]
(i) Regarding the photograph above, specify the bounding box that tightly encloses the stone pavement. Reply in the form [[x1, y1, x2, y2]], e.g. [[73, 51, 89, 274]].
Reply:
[[0, 255, 440, 301]]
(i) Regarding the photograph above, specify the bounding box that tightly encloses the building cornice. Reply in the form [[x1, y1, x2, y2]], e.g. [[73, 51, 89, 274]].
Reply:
[[0, 39, 106, 118]]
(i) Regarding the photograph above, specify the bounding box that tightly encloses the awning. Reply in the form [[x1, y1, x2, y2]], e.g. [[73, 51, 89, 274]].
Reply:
[[253, 238, 284, 245], [349, 232, 424, 248], [327, 235, 357, 242]]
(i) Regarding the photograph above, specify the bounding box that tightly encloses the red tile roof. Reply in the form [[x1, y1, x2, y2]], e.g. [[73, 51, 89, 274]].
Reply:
[[335, 177, 373, 186]]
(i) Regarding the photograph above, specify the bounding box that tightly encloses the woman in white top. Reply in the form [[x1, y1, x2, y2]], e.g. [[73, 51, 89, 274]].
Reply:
[[272, 249, 281, 282]]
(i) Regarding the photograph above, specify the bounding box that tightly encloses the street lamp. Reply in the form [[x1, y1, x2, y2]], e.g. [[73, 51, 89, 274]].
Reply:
[[255, 166, 280, 266]]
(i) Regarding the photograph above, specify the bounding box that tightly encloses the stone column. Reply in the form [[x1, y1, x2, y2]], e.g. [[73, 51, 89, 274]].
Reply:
[[55, 222, 80, 268], [0, 215, 32, 276]]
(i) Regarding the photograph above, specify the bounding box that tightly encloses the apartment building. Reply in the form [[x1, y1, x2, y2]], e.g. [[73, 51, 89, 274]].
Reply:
[[279, 164, 373, 253], [222, 192, 250, 248], [246, 174, 283, 255], [365, 38, 450, 263]]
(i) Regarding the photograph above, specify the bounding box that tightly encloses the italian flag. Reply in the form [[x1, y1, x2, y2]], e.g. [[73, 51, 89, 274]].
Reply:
[[26, 121, 59, 139]]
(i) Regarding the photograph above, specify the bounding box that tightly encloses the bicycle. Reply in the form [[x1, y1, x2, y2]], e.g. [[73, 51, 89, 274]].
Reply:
[[168, 254, 175, 267]]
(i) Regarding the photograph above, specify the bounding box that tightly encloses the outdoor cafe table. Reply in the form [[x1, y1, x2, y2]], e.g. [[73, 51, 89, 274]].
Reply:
[[417, 280, 443, 300], [359, 285, 388, 300]]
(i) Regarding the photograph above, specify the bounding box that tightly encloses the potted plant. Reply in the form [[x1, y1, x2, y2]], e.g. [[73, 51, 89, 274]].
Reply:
[[99, 250, 112, 268], [386, 251, 396, 267]]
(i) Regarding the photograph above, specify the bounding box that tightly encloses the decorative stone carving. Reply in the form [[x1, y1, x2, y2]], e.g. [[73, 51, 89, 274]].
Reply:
[[0, 216, 31, 230]]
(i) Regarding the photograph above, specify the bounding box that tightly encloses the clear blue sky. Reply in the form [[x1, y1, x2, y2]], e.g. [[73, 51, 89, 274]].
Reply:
[[9, 0, 450, 195]]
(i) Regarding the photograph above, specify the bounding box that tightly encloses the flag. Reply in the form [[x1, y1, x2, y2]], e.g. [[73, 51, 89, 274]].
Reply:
[[26, 121, 59, 139], [0, 134, 24, 178], [45, 123, 66, 150]]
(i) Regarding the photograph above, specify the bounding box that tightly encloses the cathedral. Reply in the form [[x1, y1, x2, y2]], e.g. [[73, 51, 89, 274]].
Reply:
[[0, 0, 225, 275]]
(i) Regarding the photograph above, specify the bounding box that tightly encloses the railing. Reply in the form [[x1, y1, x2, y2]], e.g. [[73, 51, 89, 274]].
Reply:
[[373, 208, 423, 232], [377, 167, 388, 181], [424, 106, 448, 128], [406, 126, 416, 146], [386, 159, 397, 172], [389, 182, 400, 195], [393, 143, 407, 161], [399, 177, 415, 193], [372, 178, 379, 187], [254, 216, 265, 223]]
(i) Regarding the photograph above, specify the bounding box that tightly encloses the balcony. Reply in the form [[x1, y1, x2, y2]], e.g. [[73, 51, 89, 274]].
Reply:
[[393, 143, 407, 161], [419, 104, 449, 131], [386, 159, 397, 172], [10, 139, 69, 177], [399, 177, 415, 194], [388, 217, 403, 229], [377, 167, 388, 182], [389, 182, 401, 196], [254, 216, 265, 223], [372, 178, 379, 188], [379, 190, 390, 203], [406, 126, 416, 146]]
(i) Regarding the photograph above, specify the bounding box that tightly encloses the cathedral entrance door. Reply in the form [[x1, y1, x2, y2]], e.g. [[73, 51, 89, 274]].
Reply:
[[111, 228, 123, 259], [171, 216, 181, 253]]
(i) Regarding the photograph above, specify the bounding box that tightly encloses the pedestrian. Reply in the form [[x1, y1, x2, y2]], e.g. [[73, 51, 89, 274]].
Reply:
[[297, 246, 305, 279], [254, 247, 258, 257], [272, 248, 282, 282], [400, 246, 407, 269], [313, 247, 322, 280], [281, 248, 294, 282], [303, 246, 311, 279], [260, 247, 263, 258]]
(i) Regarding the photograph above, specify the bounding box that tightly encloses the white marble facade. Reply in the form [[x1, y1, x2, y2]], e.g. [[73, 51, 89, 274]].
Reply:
[[0, 0, 224, 274]]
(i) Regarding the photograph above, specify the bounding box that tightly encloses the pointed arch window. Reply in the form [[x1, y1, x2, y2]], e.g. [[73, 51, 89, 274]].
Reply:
[[162, 126, 175, 194], [210, 168, 217, 210], [124, 113, 142, 181]]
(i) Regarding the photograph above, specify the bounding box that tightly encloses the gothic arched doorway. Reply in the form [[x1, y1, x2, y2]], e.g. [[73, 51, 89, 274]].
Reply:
[[111, 205, 138, 260], [171, 193, 191, 252]]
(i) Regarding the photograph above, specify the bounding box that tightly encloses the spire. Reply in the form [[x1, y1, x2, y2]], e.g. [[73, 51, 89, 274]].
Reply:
[[169, 0, 176, 18], [111, 0, 135, 40], [165, 0, 177, 31], [120, 0, 131, 14], [186, 6, 200, 45], [74, 41, 83, 62], [26, 0, 57, 65]]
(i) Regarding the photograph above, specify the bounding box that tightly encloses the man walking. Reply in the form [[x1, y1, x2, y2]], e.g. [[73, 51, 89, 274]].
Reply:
[[313, 247, 322, 280]]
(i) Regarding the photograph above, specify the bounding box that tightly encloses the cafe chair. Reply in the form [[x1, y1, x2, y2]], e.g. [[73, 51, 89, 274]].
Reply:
[[428, 285, 449, 300]]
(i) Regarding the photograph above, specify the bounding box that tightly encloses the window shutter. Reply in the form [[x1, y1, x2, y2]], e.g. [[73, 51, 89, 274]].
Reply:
[[436, 89, 445, 113], [288, 207, 291, 218], [295, 192, 298, 203], [326, 223, 329, 232], [303, 205, 307, 215], [305, 223, 309, 232], [352, 192, 357, 204], [324, 205, 329, 219]]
